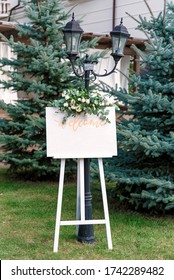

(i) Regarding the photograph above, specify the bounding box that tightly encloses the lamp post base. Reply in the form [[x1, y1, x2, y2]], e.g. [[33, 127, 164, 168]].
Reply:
[[77, 226, 95, 244], [76, 194, 95, 243], [76, 190, 95, 243]]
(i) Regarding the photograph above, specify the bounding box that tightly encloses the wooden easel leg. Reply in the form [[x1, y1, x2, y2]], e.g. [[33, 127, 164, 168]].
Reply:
[[98, 158, 113, 250], [76, 159, 85, 235], [76, 159, 81, 235], [53, 159, 66, 252]]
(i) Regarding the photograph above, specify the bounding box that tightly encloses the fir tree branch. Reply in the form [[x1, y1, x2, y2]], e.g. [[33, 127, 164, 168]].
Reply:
[[138, 28, 151, 42], [163, 0, 167, 22], [143, 0, 154, 18], [0, 33, 9, 43], [125, 12, 141, 24], [36, 0, 41, 12], [67, 3, 79, 18], [130, 44, 148, 61], [115, 67, 131, 83]]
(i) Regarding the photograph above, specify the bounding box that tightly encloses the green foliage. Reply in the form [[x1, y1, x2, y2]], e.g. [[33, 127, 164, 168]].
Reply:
[[0, 0, 104, 179], [53, 88, 116, 123], [101, 2, 174, 213]]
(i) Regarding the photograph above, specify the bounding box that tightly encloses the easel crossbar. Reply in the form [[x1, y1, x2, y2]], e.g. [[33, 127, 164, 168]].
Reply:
[[60, 219, 106, 226]]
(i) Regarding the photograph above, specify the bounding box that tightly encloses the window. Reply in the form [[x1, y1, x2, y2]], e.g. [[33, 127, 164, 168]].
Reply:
[[0, 0, 10, 17]]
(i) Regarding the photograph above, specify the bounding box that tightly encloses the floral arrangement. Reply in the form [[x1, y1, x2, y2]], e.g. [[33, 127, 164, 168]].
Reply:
[[53, 88, 117, 123]]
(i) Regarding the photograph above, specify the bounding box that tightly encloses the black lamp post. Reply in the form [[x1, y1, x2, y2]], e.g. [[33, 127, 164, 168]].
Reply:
[[63, 14, 130, 244]]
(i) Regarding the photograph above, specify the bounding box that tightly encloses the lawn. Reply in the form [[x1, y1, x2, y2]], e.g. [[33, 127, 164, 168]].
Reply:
[[0, 167, 174, 260]]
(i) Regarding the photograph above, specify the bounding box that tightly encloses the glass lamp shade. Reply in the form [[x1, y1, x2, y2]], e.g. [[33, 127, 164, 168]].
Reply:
[[110, 19, 130, 61], [63, 13, 84, 58]]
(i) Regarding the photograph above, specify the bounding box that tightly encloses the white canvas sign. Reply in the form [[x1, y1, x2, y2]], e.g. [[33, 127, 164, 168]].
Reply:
[[46, 107, 117, 158]]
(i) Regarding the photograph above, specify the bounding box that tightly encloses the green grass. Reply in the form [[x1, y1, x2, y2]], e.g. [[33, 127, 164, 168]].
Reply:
[[0, 167, 174, 260]]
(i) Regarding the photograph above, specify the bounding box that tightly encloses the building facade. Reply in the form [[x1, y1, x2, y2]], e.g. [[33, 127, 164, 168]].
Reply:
[[5, 0, 167, 38], [0, 0, 170, 102]]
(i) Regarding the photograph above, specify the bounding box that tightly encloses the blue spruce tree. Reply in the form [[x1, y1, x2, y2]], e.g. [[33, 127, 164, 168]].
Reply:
[[0, 0, 101, 179], [104, 0, 174, 213]]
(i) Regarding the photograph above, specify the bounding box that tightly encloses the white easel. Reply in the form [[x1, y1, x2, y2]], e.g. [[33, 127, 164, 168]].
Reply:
[[53, 158, 112, 252], [46, 107, 117, 252]]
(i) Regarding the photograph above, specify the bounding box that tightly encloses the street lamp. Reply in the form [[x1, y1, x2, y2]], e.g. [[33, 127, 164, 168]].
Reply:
[[110, 18, 130, 61], [63, 13, 84, 60], [63, 14, 130, 244]]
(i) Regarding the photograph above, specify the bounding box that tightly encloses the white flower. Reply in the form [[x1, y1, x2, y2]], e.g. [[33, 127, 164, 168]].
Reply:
[[78, 98, 82, 101], [76, 106, 82, 112], [82, 97, 86, 103], [65, 95, 70, 100], [71, 99, 75, 105], [91, 92, 97, 98], [86, 99, 90, 104], [64, 102, 69, 107], [71, 105, 76, 110]]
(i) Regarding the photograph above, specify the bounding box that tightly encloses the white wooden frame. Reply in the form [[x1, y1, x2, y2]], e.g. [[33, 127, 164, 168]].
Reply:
[[46, 106, 117, 159], [53, 158, 112, 252]]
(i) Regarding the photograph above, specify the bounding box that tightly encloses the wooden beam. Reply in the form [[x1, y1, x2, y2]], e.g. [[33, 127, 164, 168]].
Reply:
[[82, 32, 146, 52], [0, 22, 146, 53]]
